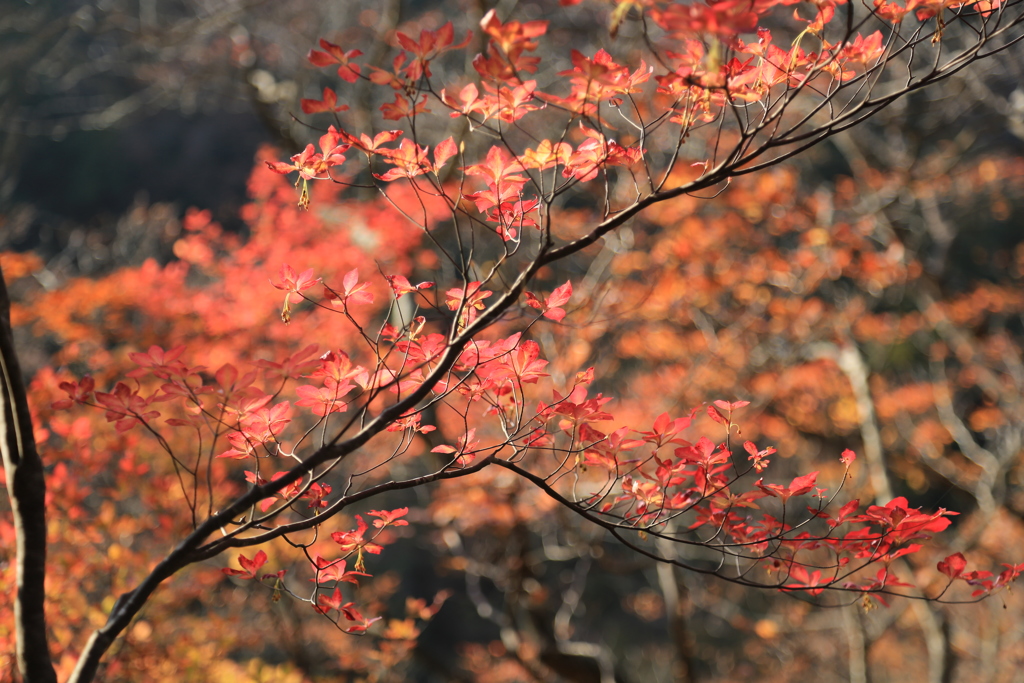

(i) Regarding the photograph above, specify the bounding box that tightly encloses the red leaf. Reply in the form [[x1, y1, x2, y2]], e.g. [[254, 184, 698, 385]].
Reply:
[[788, 471, 818, 497], [713, 399, 749, 411], [546, 280, 573, 308], [433, 136, 458, 172], [368, 507, 410, 528], [938, 552, 967, 579], [301, 87, 349, 114], [222, 550, 268, 580]]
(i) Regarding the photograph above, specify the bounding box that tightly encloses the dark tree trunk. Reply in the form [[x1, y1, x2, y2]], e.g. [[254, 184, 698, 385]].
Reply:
[[0, 263, 57, 683]]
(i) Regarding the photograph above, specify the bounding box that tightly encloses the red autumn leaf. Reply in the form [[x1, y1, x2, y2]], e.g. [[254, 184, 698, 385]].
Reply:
[[386, 275, 434, 298], [301, 87, 349, 114], [707, 404, 727, 425], [525, 280, 573, 322], [307, 39, 362, 82], [783, 565, 825, 595], [379, 93, 430, 121], [367, 508, 410, 528], [311, 556, 370, 584], [222, 550, 268, 580], [256, 344, 321, 380], [713, 399, 750, 412], [938, 552, 968, 579], [374, 139, 432, 181], [433, 136, 458, 173], [315, 586, 350, 614], [756, 471, 819, 503], [52, 376, 96, 409], [294, 382, 353, 416], [395, 21, 471, 62], [788, 472, 819, 497], [272, 264, 320, 300]]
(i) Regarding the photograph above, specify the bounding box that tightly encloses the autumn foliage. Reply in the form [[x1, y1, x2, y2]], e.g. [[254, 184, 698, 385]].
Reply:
[[3, 0, 1024, 680]]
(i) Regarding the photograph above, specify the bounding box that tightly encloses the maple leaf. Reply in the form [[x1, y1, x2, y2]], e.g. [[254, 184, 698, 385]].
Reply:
[[711, 487, 767, 511], [783, 565, 826, 596], [386, 274, 434, 298], [442, 82, 493, 120], [446, 282, 494, 328], [479, 8, 548, 56], [380, 93, 430, 121], [856, 497, 956, 543], [433, 136, 458, 173], [307, 39, 362, 82], [496, 81, 543, 122], [345, 613, 383, 633], [386, 409, 437, 434], [676, 436, 731, 468], [826, 499, 860, 529], [446, 282, 493, 312], [301, 87, 349, 114], [367, 508, 410, 528], [395, 333, 447, 364], [336, 128, 403, 158], [651, 0, 763, 37], [574, 367, 595, 386], [219, 387, 273, 422], [309, 350, 366, 386], [295, 383, 353, 416], [303, 482, 332, 509], [311, 556, 369, 585], [95, 382, 160, 432], [127, 344, 188, 380], [840, 31, 886, 68], [743, 440, 776, 472], [256, 344, 321, 380], [394, 21, 471, 79], [331, 515, 384, 572], [266, 127, 348, 182], [272, 263, 320, 322], [375, 138, 433, 181], [557, 125, 643, 182], [713, 399, 751, 412], [273, 264, 320, 301], [52, 376, 96, 410], [521, 140, 573, 170], [524, 280, 573, 321], [707, 405, 727, 425], [222, 550, 268, 580], [325, 268, 375, 310], [756, 472, 819, 504], [505, 340, 550, 383], [431, 429, 480, 466], [541, 385, 614, 433], [239, 402, 292, 444], [315, 586, 351, 614], [554, 49, 649, 106], [639, 410, 697, 447], [216, 431, 258, 460], [464, 145, 529, 195], [211, 363, 245, 396]]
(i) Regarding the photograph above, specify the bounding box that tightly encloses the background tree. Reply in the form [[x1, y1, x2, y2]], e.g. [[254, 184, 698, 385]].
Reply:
[[3, 0, 1024, 681]]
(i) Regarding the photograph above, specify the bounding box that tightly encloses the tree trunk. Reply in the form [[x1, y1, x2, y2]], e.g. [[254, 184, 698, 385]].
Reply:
[[0, 263, 57, 683]]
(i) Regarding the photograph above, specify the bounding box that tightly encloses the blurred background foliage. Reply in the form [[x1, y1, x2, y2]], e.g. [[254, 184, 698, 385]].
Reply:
[[4, 0, 1024, 681]]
